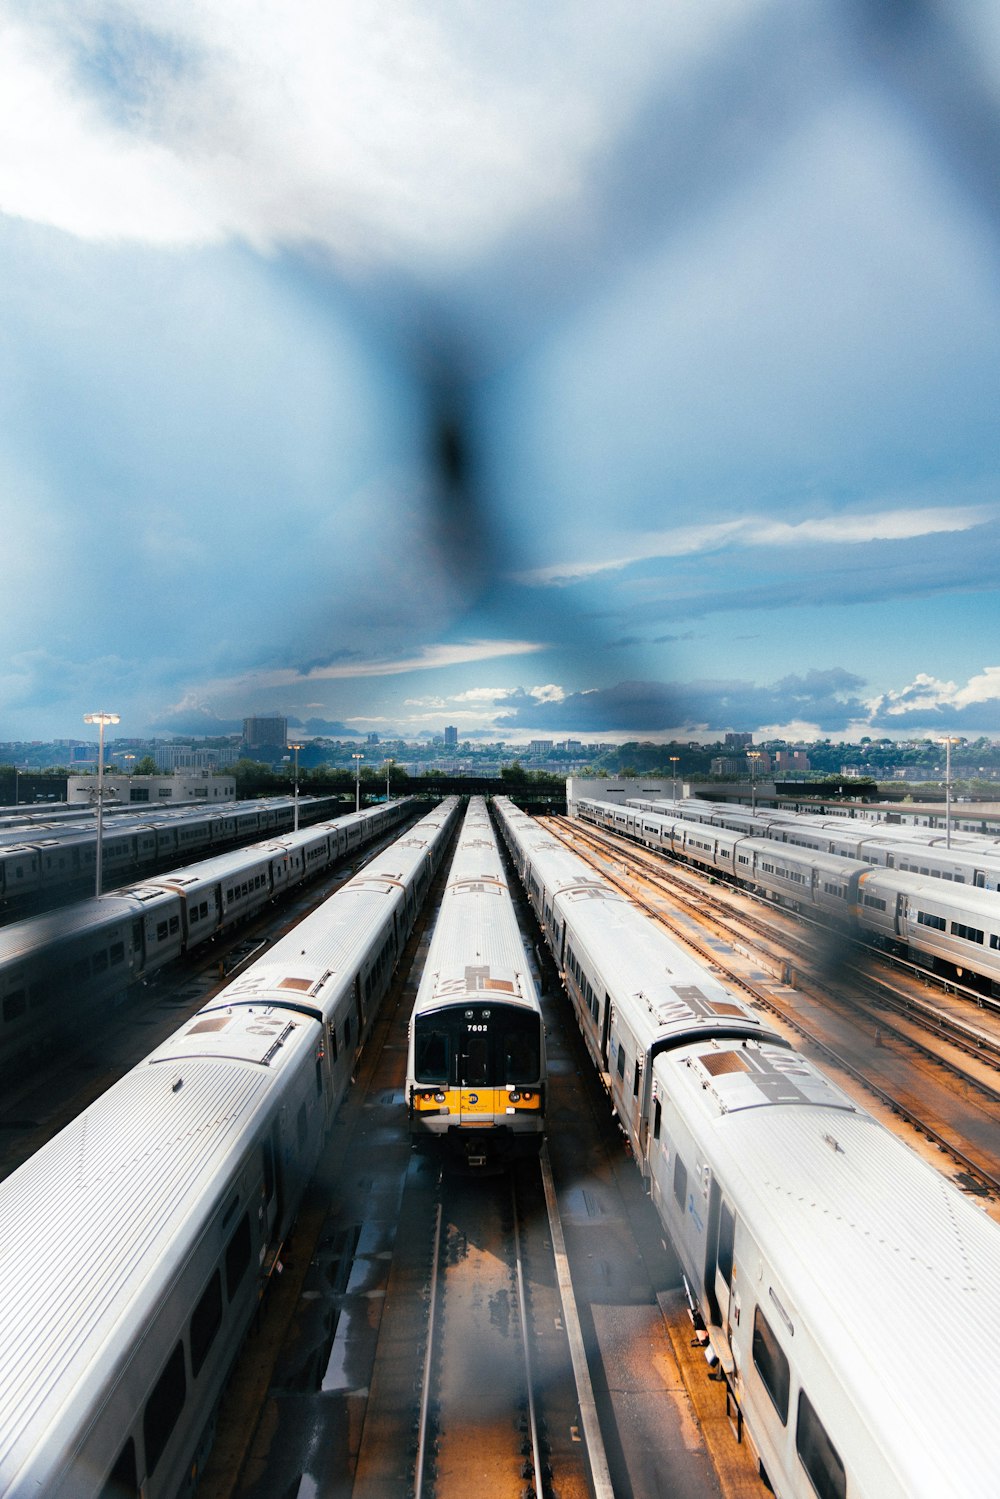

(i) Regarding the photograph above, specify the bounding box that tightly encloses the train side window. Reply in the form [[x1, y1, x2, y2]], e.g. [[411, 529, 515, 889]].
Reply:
[[156, 921, 168, 941], [143, 1342, 186, 1477], [190, 1270, 223, 1378], [343, 1016, 351, 1050], [328, 1022, 339, 1061], [101, 1436, 138, 1499], [110, 942, 125, 965], [616, 1045, 627, 1080], [796, 1390, 846, 1499], [652, 1097, 662, 1140], [752, 1307, 790, 1425], [224, 1214, 252, 1301], [673, 1154, 687, 1208], [632, 1058, 640, 1098]]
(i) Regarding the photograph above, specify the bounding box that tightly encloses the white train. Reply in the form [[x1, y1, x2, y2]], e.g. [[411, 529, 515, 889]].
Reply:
[[406, 797, 545, 1166], [0, 799, 417, 1076], [0, 794, 344, 906], [577, 797, 1000, 992], [623, 796, 1000, 884], [0, 798, 460, 1499], [494, 797, 1000, 1499]]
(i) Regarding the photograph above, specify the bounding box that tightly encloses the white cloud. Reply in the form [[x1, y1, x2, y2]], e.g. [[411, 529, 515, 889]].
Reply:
[[0, 18, 221, 245], [516, 505, 998, 587], [0, 2, 746, 267], [162, 640, 546, 715]]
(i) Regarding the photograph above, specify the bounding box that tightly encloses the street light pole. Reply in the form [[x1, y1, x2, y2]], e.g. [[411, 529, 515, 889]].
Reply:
[[747, 750, 761, 815], [352, 753, 363, 814], [288, 743, 302, 832], [84, 711, 120, 896], [384, 758, 394, 803], [669, 755, 680, 803], [940, 736, 959, 848]]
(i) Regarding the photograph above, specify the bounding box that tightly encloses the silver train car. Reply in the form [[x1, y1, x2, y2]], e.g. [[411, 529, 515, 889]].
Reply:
[[577, 797, 1000, 991], [624, 796, 1000, 883], [0, 797, 460, 1499], [492, 798, 781, 1170], [0, 800, 416, 1076], [0, 794, 344, 906], [496, 798, 1000, 1499], [406, 798, 545, 1166]]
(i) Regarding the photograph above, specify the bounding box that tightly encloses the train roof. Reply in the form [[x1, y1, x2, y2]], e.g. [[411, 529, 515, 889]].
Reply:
[[204, 800, 459, 1021], [0, 1009, 316, 1494], [497, 801, 769, 1049], [654, 1041, 1000, 1497], [411, 799, 538, 1018]]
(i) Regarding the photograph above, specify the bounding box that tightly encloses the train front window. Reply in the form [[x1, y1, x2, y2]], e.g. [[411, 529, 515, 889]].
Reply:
[[415, 1028, 450, 1084], [504, 1021, 540, 1082]]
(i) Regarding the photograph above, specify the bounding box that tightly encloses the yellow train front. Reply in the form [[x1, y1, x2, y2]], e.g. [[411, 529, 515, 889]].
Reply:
[[406, 798, 545, 1167]]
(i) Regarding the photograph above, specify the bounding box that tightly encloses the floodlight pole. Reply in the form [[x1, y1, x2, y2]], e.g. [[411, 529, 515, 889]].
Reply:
[[940, 736, 959, 848], [289, 743, 303, 832], [747, 751, 761, 815], [84, 711, 120, 896], [352, 753, 363, 814]]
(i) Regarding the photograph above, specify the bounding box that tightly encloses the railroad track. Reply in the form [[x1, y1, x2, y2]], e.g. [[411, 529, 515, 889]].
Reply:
[[414, 1162, 548, 1499], [547, 816, 1000, 1199]]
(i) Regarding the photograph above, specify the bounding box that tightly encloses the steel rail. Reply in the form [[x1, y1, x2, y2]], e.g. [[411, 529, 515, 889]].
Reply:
[[414, 1193, 444, 1499], [511, 1174, 544, 1499]]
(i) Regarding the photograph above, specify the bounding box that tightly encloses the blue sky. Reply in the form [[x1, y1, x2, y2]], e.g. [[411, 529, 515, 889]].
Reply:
[[3, 1, 1000, 746]]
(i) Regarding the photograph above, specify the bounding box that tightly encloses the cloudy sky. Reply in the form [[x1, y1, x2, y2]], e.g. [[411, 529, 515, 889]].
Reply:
[[3, 0, 1000, 747]]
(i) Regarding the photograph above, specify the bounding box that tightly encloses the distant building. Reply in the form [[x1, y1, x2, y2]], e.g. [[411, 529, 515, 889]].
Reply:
[[528, 739, 554, 755], [67, 771, 236, 804], [366, 732, 380, 745], [773, 750, 811, 774], [242, 716, 288, 762], [444, 725, 458, 747], [724, 732, 754, 749], [711, 750, 772, 777]]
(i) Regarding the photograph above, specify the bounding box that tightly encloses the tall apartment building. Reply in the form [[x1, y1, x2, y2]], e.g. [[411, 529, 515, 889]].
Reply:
[[242, 716, 288, 761]]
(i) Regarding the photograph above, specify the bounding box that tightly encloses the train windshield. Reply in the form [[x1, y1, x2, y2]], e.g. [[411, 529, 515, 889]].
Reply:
[[414, 1003, 541, 1086]]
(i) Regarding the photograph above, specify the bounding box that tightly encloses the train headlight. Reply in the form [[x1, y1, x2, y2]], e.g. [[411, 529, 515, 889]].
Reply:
[[433, 1091, 446, 1103], [509, 1091, 521, 1102], [521, 1090, 533, 1101]]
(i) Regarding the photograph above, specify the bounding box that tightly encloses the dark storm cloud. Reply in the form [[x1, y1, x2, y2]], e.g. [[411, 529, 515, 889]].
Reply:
[[494, 668, 869, 733]]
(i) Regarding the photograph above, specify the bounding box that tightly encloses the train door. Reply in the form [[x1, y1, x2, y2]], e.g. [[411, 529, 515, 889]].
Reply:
[[893, 890, 906, 939], [457, 1005, 496, 1125], [704, 1176, 737, 1340], [600, 996, 612, 1071], [354, 972, 365, 1035]]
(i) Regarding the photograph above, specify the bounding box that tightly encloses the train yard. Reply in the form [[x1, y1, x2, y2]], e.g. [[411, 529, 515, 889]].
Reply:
[[552, 814, 1000, 1210], [2, 793, 1000, 1498]]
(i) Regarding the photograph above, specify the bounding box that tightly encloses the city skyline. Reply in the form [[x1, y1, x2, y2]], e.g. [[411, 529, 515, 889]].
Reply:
[[4, 5, 1000, 745]]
